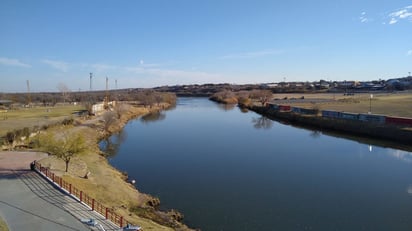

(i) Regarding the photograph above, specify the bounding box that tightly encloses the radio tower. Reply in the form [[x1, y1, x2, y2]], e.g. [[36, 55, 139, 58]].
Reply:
[[89, 73, 93, 91], [26, 80, 31, 106], [104, 76, 109, 109]]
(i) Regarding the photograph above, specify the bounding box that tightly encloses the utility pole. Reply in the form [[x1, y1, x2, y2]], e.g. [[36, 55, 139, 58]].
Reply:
[[89, 73, 93, 91], [369, 94, 373, 114], [104, 76, 109, 109], [26, 80, 31, 106]]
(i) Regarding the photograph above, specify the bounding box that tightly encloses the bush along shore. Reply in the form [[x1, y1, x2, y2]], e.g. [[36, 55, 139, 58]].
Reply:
[[243, 103, 412, 150]]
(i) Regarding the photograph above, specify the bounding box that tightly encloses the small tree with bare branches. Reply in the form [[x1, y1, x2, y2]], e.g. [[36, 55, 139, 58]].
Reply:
[[38, 132, 87, 172]]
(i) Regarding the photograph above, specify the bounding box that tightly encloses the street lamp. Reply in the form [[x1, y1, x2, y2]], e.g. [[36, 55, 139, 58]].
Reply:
[[369, 94, 373, 114]]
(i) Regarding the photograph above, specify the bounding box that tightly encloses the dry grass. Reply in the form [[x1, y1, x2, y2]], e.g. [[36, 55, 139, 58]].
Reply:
[[0, 105, 84, 136], [37, 105, 176, 231], [272, 92, 412, 117]]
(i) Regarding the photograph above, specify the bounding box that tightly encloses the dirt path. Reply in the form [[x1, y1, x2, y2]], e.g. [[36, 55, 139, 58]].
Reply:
[[0, 151, 48, 175]]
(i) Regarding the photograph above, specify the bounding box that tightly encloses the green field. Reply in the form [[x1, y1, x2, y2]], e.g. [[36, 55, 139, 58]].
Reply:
[[0, 105, 85, 137]]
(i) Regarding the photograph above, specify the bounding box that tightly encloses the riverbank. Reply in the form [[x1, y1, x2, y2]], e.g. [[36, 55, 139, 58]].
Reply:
[[246, 104, 412, 151], [37, 103, 194, 231]]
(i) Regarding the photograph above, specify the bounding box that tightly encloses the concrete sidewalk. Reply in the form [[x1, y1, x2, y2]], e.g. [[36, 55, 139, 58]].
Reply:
[[0, 170, 121, 231]]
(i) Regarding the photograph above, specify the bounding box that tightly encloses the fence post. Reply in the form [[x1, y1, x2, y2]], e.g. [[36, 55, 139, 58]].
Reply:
[[69, 184, 72, 194], [105, 208, 108, 219], [80, 191, 83, 202], [52, 173, 55, 182], [120, 216, 123, 227], [92, 199, 95, 211], [60, 178, 62, 187]]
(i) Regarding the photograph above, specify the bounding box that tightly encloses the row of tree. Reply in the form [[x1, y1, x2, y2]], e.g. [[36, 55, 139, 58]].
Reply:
[[210, 89, 273, 106], [0, 88, 177, 108]]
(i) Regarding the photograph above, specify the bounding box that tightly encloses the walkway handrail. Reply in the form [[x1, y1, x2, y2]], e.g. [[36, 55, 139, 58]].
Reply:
[[32, 161, 130, 228]]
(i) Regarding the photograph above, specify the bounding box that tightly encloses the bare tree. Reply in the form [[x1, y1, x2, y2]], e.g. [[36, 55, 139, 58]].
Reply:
[[38, 132, 87, 172], [57, 83, 71, 103], [250, 90, 273, 106], [102, 111, 118, 133], [114, 103, 130, 119]]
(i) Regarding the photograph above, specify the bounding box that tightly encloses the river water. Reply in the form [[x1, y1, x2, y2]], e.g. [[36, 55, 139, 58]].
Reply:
[[101, 97, 412, 231]]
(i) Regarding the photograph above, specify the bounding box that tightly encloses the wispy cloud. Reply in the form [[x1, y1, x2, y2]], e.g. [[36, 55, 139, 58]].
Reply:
[[388, 5, 412, 24], [126, 66, 221, 80], [90, 63, 118, 72], [359, 12, 371, 23], [407, 50, 412, 56], [42, 59, 69, 72], [220, 49, 283, 59], [0, 57, 31, 68]]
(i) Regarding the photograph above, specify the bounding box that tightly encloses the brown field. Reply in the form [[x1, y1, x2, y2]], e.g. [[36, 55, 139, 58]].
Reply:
[[271, 91, 412, 117], [0, 104, 84, 137]]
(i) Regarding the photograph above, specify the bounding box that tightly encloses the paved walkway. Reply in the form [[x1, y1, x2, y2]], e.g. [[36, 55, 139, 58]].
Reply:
[[0, 152, 121, 231]]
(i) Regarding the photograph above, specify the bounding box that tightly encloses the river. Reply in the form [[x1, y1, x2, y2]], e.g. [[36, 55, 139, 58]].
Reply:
[[101, 97, 412, 231]]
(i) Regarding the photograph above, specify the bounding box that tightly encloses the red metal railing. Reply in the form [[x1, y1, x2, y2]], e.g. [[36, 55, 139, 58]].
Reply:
[[33, 161, 129, 227]]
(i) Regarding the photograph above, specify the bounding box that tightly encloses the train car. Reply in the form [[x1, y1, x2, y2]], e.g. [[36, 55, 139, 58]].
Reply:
[[279, 105, 291, 112], [358, 114, 386, 124], [299, 108, 318, 115], [267, 103, 279, 110], [291, 107, 301, 114], [385, 116, 412, 127], [340, 112, 359, 120], [322, 110, 341, 119]]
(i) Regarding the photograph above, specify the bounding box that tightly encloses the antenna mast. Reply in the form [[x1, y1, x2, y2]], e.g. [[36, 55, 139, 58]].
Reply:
[[26, 80, 31, 106], [89, 73, 93, 91], [104, 76, 109, 109]]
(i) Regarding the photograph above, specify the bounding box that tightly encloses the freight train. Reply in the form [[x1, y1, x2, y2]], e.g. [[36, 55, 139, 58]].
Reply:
[[267, 103, 412, 127]]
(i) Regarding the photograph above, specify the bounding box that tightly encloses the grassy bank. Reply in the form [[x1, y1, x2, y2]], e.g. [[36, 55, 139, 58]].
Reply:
[[2, 102, 193, 230], [38, 103, 193, 230], [0, 104, 84, 137]]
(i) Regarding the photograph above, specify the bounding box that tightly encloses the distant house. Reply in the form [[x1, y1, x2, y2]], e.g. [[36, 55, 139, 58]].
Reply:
[[337, 81, 357, 89], [0, 100, 13, 108]]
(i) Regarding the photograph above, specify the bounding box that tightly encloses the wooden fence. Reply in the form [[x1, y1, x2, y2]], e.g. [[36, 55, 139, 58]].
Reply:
[[33, 161, 129, 228]]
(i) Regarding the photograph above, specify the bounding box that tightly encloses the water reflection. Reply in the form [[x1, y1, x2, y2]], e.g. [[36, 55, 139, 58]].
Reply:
[[252, 116, 273, 129], [100, 130, 127, 157], [386, 149, 412, 163], [140, 111, 166, 124], [216, 103, 236, 111], [310, 130, 321, 138]]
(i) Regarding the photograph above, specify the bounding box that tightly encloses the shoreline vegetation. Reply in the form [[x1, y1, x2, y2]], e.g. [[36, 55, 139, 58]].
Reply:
[[210, 90, 412, 151], [1, 94, 195, 230], [42, 102, 194, 230]]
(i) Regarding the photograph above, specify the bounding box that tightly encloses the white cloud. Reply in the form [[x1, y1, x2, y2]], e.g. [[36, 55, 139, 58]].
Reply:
[[42, 59, 69, 72], [0, 57, 31, 68], [407, 50, 412, 56], [126, 66, 221, 79], [389, 18, 398, 24], [220, 49, 283, 59], [359, 12, 370, 23], [90, 63, 118, 72], [388, 5, 412, 24]]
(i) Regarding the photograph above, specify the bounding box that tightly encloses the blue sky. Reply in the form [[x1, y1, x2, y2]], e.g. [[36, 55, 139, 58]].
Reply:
[[1, 0, 412, 92]]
